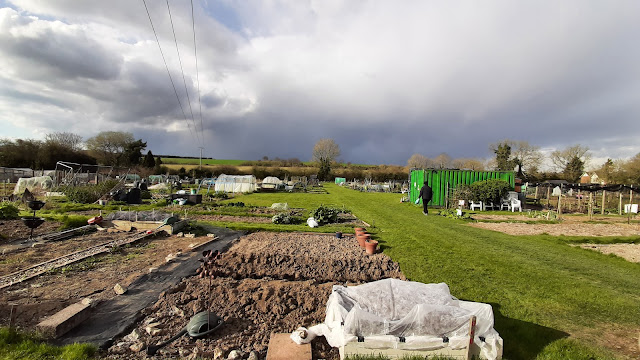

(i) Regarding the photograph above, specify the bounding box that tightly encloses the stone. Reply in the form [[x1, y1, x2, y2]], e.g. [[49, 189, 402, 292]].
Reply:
[[176, 232, 184, 237], [172, 306, 185, 317], [213, 347, 225, 359], [129, 342, 144, 352], [81, 297, 94, 306], [31, 242, 44, 248], [188, 243, 198, 248], [227, 349, 242, 359], [207, 233, 216, 237], [36, 302, 91, 338], [124, 329, 140, 342], [145, 322, 162, 336], [165, 254, 177, 263], [148, 267, 159, 273], [184, 233, 196, 238], [114, 283, 127, 295], [248, 351, 259, 360]]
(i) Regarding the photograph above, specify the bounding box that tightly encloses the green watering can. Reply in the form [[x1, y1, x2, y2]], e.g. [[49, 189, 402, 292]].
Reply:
[[146, 311, 223, 355]]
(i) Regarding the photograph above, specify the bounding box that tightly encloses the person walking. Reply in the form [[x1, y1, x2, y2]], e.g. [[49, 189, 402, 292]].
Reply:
[[419, 181, 433, 215]]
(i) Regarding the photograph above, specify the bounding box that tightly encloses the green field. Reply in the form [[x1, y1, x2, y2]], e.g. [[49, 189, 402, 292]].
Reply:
[[160, 158, 246, 165], [206, 183, 639, 360]]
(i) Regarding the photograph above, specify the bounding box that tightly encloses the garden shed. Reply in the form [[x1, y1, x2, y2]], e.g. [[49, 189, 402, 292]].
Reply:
[[214, 174, 257, 193], [410, 169, 514, 207]]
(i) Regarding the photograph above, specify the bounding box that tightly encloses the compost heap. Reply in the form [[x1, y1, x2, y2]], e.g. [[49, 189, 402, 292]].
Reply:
[[294, 279, 503, 360]]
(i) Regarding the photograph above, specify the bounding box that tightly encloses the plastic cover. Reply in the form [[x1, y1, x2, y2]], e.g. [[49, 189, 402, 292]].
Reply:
[[295, 279, 502, 359], [214, 174, 257, 193], [13, 176, 53, 194]]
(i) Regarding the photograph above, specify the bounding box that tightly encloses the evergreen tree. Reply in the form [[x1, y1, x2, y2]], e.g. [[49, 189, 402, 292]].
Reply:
[[143, 151, 156, 168]]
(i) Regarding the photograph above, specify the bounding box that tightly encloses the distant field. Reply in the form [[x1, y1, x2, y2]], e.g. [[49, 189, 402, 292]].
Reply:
[[161, 158, 246, 165]]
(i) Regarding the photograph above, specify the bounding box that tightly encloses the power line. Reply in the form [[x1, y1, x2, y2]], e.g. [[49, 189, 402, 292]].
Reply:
[[191, 0, 205, 142], [165, 0, 202, 146], [141, 0, 194, 139]]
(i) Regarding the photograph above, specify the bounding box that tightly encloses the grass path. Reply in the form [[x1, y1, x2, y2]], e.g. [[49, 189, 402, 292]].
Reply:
[[224, 184, 640, 359]]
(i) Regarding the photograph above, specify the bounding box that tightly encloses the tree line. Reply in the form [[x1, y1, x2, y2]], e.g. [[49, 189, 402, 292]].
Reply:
[[0, 131, 160, 170]]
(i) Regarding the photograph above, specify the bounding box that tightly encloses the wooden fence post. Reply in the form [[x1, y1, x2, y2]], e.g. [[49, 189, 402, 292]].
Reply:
[[601, 190, 606, 215], [619, 192, 623, 215], [546, 186, 551, 208]]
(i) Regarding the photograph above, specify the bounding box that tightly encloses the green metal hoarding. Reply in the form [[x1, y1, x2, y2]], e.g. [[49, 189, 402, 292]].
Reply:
[[410, 169, 515, 207]]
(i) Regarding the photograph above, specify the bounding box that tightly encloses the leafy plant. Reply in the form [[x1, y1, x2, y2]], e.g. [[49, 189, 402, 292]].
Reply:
[[310, 205, 339, 225], [57, 180, 119, 204], [212, 191, 229, 199], [435, 208, 472, 220], [469, 180, 510, 204], [272, 213, 292, 224], [0, 202, 19, 219]]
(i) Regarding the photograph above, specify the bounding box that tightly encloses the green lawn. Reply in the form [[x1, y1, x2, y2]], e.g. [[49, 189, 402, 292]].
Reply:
[[221, 184, 638, 360], [160, 158, 246, 165]]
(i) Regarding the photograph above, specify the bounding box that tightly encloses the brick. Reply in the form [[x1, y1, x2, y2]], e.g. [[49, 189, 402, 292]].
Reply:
[[37, 302, 91, 338], [266, 333, 311, 360]]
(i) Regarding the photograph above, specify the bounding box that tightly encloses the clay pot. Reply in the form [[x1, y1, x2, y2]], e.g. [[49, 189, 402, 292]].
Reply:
[[354, 227, 365, 234], [357, 233, 370, 248], [365, 239, 379, 255]]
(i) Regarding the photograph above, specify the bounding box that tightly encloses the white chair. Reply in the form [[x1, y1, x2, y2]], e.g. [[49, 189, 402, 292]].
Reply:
[[470, 201, 483, 211], [511, 198, 522, 212], [500, 198, 511, 211], [483, 202, 496, 211]]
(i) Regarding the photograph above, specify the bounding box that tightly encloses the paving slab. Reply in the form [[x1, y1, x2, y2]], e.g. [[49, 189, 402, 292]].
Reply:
[[56, 228, 242, 348], [37, 302, 91, 338], [266, 333, 312, 360]]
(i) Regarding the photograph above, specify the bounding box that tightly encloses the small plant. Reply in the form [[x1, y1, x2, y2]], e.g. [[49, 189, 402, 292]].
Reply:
[[57, 180, 119, 204], [0, 202, 19, 220], [310, 205, 339, 225], [272, 213, 292, 224], [212, 191, 229, 199], [435, 208, 472, 220]]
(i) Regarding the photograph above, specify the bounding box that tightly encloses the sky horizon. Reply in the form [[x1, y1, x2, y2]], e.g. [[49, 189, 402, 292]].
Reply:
[[1, 1, 639, 169]]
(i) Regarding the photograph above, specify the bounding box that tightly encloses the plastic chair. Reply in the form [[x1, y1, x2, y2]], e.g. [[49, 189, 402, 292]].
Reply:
[[511, 199, 522, 212], [470, 201, 483, 211], [483, 202, 496, 211], [500, 198, 511, 211]]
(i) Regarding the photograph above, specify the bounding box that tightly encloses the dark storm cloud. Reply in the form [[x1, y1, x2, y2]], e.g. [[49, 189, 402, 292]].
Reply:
[[0, 17, 123, 80]]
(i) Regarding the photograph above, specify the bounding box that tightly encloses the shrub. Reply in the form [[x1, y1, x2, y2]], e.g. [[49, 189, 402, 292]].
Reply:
[[310, 205, 339, 225], [272, 213, 292, 224], [212, 191, 229, 199], [0, 202, 19, 220], [469, 180, 510, 204], [57, 180, 119, 204], [141, 190, 151, 200]]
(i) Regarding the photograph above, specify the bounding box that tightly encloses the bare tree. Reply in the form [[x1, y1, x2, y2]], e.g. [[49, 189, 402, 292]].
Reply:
[[86, 131, 135, 166], [452, 158, 486, 170], [312, 138, 341, 180], [407, 153, 429, 169], [511, 141, 543, 175], [45, 132, 83, 151], [433, 153, 452, 169], [550, 144, 590, 172]]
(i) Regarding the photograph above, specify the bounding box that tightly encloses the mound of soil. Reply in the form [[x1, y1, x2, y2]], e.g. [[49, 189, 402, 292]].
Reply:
[[107, 232, 406, 359]]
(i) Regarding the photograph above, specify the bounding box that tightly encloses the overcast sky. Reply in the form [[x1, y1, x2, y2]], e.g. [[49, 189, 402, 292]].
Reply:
[[1, 1, 639, 166]]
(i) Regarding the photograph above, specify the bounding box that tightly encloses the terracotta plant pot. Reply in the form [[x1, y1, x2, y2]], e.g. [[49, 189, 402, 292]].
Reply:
[[354, 227, 365, 234], [357, 233, 370, 248], [365, 239, 379, 255]]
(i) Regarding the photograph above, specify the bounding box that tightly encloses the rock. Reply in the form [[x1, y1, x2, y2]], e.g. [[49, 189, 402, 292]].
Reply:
[[31, 242, 44, 248], [248, 351, 259, 360], [188, 243, 198, 248], [165, 254, 177, 263], [185, 233, 196, 238], [145, 322, 162, 336], [143, 317, 156, 325], [172, 306, 185, 317], [129, 342, 144, 352], [114, 283, 127, 295], [124, 329, 140, 342], [213, 347, 224, 360], [207, 233, 215, 237], [148, 267, 159, 273], [176, 232, 184, 237], [81, 297, 94, 306], [227, 349, 242, 359]]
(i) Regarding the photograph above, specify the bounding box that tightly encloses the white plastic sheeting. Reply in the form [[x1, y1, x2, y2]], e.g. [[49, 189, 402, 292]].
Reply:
[[13, 176, 53, 194], [214, 174, 257, 193], [292, 279, 502, 359]]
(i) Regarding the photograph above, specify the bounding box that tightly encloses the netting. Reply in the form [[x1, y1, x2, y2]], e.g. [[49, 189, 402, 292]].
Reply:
[[105, 211, 175, 222]]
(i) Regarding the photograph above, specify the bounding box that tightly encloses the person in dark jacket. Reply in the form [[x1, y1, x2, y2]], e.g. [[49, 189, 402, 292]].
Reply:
[[419, 181, 433, 215]]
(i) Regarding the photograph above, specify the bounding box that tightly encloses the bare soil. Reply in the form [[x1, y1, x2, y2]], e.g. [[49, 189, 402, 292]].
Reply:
[[106, 232, 405, 359], [469, 222, 640, 237], [196, 214, 272, 224], [0, 228, 212, 331], [0, 219, 61, 246], [578, 243, 640, 263]]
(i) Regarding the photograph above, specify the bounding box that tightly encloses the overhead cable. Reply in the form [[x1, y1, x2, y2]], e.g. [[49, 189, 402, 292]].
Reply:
[[191, 0, 205, 142], [141, 0, 194, 139], [165, 0, 202, 146]]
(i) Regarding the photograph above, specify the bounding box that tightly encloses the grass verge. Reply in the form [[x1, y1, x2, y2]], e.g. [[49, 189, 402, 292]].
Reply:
[[0, 327, 96, 360]]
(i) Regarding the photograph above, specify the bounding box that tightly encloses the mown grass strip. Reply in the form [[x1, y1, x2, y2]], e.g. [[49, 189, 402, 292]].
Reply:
[[0, 327, 96, 360]]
